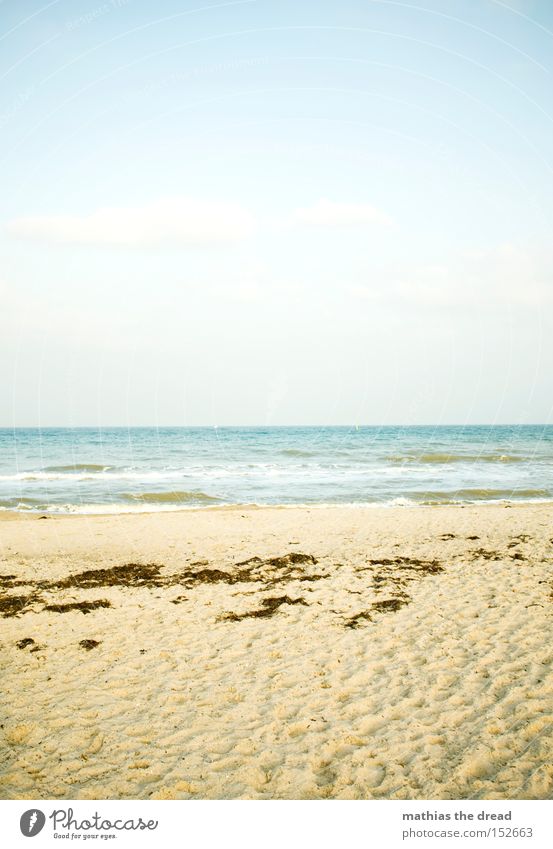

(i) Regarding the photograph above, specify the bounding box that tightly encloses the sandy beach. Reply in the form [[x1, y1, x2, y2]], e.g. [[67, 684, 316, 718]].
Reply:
[[1, 504, 552, 800]]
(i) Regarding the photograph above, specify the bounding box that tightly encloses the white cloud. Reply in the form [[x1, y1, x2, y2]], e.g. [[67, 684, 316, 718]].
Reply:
[[291, 198, 393, 229], [348, 244, 552, 310], [7, 197, 256, 247]]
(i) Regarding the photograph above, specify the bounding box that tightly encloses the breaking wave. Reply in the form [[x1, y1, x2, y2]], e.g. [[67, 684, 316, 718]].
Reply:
[[122, 490, 222, 504], [387, 453, 525, 464], [44, 463, 113, 473], [412, 488, 550, 504]]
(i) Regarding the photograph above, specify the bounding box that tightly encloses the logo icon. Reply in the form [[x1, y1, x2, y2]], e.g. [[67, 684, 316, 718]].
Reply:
[[20, 809, 46, 837]]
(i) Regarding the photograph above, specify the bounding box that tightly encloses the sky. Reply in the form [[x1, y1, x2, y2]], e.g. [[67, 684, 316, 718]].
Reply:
[[1, 0, 553, 426]]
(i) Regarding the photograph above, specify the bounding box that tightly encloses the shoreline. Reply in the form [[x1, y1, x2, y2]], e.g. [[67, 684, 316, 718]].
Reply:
[[1, 503, 552, 799], [2, 499, 553, 521]]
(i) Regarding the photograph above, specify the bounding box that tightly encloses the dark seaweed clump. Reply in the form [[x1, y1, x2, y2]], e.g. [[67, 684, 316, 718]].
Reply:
[[344, 610, 373, 629], [220, 595, 307, 622], [345, 595, 410, 628], [471, 549, 503, 561], [44, 599, 112, 614], [0, 553, 323, 618], [365, 556, 443, 574], [0, 593, 42, 618], [79, 639, 101, 650], [51, 563, 164, 589], [356, 557, 443, 602], [372, 597, 409, 613], [180, 552, 324, 589]]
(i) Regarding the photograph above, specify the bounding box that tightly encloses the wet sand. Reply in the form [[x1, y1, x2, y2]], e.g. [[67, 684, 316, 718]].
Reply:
[[1, 504, 552, 800]]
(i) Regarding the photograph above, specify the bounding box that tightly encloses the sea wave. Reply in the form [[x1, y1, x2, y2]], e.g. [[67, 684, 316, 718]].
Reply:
[[412, 488, 550, 504], [44, 463, 113, 473], [122, 490, 222, 504], [387, 453, 526, 464], [2, 488, 551, 514], [0, 502, 225, 515], [0, 463, 368, 482], [0, 469, 177, 482], [0, 497, 40, 510]]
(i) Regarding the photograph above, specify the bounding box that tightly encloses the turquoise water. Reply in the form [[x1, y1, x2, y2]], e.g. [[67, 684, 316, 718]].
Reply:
[[0, 426, 552, 513]]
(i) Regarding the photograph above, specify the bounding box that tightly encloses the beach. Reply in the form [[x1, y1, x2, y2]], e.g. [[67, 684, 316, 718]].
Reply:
[[1, 503, 552, 800]]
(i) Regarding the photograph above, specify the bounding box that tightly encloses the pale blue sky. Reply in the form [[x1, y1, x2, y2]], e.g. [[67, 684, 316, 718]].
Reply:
[[2, 0, 553, 425]]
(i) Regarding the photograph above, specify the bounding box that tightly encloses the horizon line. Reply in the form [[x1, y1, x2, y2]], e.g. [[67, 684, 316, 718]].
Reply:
[[1, 423, 551, 430]]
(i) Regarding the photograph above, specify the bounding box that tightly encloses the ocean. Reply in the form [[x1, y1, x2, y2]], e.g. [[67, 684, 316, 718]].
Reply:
[[0, 425, 552, 514]]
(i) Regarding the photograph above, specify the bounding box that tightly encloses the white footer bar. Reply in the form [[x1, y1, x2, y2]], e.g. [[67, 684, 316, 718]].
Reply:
[[0, 799, 551, 849]]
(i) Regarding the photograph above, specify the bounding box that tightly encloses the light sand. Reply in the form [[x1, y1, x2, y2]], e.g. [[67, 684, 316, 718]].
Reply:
[[1, 504, 552, 800]]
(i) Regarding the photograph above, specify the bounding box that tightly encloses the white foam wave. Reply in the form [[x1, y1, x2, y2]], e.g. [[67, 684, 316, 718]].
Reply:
[[2, 494, 552, 515], [0, 470, 183, 483]]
